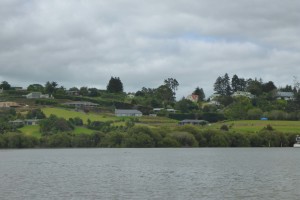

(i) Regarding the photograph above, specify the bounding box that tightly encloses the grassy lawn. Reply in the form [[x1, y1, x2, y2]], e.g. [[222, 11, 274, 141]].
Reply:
[[42, 107, 119, 124], [19, 125, 41, 138], [73, 126, 96, 135], [211, 120, 300, 133]]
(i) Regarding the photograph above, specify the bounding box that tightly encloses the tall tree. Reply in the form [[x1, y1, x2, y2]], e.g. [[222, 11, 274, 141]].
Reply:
[[262, 81, 277, 93], [214, 73, 231, 96], [107, 77, 123, 93], [45, 81, 58, 95], [164, 78, 179, 97], [0, 81, 11, 90]]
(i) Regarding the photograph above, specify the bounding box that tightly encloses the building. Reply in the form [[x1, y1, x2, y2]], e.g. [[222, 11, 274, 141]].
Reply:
[[0, 102, 21, 108], [178, 119, 208, 126], [115, 109, 143, 117], [63, 101, 99, 108], [25, 92, 50, 99], [231, 91, 255, 99], [276, 92, 294, 100], [186, 94, 199, 103], [153, 108, 176, 113], [9, 119, 40, 126]]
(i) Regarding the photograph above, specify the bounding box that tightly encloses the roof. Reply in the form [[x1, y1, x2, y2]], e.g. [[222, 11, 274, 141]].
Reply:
[[63, 101, 99, 106], [180, 119, 207, 123], [277, 92, 294, 97], [0, 102, 21, 107], [115, 109, 142, 114]]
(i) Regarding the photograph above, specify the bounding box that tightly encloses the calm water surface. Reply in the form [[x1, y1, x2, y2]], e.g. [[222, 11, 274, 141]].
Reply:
[[0, 148, 300, 200]]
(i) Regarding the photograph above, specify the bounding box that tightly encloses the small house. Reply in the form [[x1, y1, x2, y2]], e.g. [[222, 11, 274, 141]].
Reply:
[[179, 119, 208, 126], [186, 94, 199, 103], [0, 102, 21, 108], [276, 92, 294, 100], [115, 109, 143, 117], [63, 101, 99, 108], [25, 92, 50, 99]]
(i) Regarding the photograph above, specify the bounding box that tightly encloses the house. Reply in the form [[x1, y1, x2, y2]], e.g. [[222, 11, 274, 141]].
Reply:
[[0, 102, 21, 108], [66, 90, 79, 96], [127, 93, 135, 99], [186, 94, 199, 103], [63, 101, 99, 108], [153, 108, 176, 113], [24, 119, 40, 125], [276, 92, 294, 100], [9, 119, 25, 126], [9, 119, 40, 126], [178, 119, 208, 126], [115, 109, 143, 117], [231, 91, 255, 99], [25, 92, 50, 99]]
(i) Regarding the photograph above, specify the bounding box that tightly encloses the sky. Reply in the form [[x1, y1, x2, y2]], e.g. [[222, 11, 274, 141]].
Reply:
[[1, 0, 300, 98]]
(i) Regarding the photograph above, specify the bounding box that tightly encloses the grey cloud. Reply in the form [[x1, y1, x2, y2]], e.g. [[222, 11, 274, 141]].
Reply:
[[1, 0, 300, 98]]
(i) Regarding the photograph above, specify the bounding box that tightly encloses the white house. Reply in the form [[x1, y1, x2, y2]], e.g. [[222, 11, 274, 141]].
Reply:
[[25, 92, 50, 99], [115, 109, 143, 117], [186, 94, 199, 102], [276, 92, 294, 100], [231, 91, 255, 99]]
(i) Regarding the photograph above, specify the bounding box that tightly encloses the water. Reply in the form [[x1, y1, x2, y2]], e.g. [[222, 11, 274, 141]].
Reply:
[[0, 148, 300, 200]]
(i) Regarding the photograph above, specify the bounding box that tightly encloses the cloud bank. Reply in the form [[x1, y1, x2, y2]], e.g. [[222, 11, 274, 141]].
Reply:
[[1, 0, 300, 98]]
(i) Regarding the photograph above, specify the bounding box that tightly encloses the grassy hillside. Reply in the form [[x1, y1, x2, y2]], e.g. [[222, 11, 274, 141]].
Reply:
[[42, 107, 118, 123], [211, 120, 300, 133], [19, 125, 97, 138]]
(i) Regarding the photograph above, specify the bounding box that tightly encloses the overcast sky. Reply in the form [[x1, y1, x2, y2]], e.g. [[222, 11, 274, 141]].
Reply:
[[1, 0, 300, 98]]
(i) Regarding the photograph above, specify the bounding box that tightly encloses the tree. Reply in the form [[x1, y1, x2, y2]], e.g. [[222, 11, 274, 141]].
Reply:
[[27, 84, 44, 92], [45, 81, 58, 95], [213, 73, 231, 96], [164, 78, 179, 97], [262, 81, 277, 93], [26, 109, 46, 119], [155, 85, 174, 104], [107, 77, 123, 93], [79, 87, 89, 96], [175, 98, 198, 113], [231, 74, 246, 92], [193, 87, 205, 101], [0, 81, 11, 90]]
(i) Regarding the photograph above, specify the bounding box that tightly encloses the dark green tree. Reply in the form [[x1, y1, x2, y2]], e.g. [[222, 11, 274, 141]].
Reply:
[[214, 73, 231, 95], [45, 81, 58, 95], [0, 81, 11, 90], [107, 77, 123, 93], [26, 109, 46, 119], [27, 84, 44, 92], [262, 81, 277, 93], [164, 78, 179, 97]]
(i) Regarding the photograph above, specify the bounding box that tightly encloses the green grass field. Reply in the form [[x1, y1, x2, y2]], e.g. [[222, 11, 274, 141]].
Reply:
[[42, 107, 118, 123], [19, 125, 97, 138], [19, 125, 41, 138], [211, 120, 300, 133]]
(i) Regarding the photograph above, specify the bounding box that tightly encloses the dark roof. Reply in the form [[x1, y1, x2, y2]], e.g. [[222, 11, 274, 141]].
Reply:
[[115, 109, 142, 114], [277, 92, 294, 97], [63, 101, 99, 106]]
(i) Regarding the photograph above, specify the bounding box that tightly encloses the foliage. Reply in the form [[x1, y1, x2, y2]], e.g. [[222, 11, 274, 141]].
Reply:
[[39, 114, 74, 135], [0, 81, 11, 90], [27, 84, 44, 92], [175, 98, 198, 113], [26, 109, 46, 119], [107, 77, 123, 93]]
